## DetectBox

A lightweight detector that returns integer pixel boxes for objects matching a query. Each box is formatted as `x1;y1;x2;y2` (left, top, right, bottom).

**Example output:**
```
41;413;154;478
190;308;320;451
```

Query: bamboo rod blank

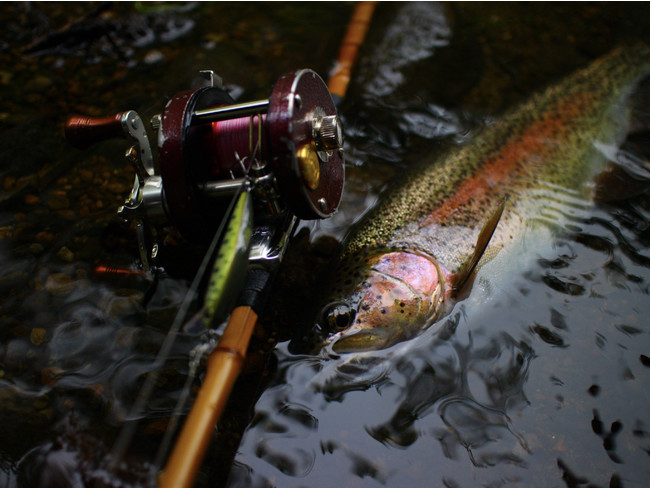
327;1;377;101
158;306;258;488
158;4;379;485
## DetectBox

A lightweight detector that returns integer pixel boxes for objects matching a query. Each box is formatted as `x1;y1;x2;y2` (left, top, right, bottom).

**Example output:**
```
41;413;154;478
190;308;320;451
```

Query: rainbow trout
294;44;650;354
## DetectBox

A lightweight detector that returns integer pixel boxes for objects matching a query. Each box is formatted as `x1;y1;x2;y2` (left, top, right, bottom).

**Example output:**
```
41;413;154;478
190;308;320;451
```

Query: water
236;195;650;487
1;2;650;487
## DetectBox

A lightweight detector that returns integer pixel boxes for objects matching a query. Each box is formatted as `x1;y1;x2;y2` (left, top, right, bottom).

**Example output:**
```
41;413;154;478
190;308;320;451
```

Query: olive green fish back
343;44;650;264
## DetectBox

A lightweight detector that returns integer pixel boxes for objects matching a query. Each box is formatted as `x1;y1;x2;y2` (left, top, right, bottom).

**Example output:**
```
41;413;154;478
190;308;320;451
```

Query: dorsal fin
451;199;506;294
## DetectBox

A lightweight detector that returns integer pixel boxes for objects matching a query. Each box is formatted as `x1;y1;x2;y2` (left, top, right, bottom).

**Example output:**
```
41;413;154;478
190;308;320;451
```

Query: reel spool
65;69;344;269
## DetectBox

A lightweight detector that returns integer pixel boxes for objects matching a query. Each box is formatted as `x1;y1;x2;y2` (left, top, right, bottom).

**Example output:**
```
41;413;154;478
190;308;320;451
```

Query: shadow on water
1;2;650;487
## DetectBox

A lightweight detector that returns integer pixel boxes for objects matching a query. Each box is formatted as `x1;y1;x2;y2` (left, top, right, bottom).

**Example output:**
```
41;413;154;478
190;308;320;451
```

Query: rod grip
64;113;125;149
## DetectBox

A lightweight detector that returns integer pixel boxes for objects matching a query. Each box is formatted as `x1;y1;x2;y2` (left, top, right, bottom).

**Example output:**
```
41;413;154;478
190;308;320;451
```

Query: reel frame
65;69;345;270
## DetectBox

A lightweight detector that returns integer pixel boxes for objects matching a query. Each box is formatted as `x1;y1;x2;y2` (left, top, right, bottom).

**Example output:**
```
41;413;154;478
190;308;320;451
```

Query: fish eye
322;302;355;332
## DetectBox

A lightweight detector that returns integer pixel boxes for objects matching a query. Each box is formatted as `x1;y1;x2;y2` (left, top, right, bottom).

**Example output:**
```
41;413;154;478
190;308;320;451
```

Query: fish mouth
327;327;396;354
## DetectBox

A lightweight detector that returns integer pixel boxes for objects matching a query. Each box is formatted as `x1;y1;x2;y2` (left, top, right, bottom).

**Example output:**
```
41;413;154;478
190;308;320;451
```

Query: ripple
359;2;451;98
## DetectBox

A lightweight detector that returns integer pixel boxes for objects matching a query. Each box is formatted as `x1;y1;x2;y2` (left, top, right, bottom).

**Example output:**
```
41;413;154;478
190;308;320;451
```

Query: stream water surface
1;3;650;488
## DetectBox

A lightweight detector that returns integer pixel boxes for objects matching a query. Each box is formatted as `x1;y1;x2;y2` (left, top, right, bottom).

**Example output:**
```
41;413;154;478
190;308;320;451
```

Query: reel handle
64;113;126;149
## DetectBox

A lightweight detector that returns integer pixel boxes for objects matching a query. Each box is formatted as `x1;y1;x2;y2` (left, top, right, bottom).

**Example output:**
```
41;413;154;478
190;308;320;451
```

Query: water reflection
357;2;451;99
227;143;650;488
1;2;650;486
22;2;196;66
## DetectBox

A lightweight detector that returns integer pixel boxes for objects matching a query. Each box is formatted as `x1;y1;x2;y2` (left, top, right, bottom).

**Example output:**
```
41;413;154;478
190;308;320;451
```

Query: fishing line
113;109;265;474
109;178;247;472
152;316;221;471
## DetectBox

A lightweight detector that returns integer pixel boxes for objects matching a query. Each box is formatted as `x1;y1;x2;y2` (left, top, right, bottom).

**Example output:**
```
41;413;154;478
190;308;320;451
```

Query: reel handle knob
64;113;126;149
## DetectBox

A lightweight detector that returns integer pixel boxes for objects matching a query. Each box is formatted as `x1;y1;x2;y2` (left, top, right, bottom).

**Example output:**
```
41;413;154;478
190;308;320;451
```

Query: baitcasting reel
65;69;344;270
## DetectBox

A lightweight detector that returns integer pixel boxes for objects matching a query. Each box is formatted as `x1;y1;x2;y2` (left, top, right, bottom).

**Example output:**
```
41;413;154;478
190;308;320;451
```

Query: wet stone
55;209;77;220
35;231;55;243
144;49;164;64
46;193;70;210
0;70;13;85
12;222;27;239
4;338;30;370
101;291;143;319
0;269;29;291
0;226;13;240
44;273;75;296
28;75;52;91
114;327;138;349
32;397;49;411
24;194;40;205
3;176;16;191
41;366;64;386
30;328;47;346
57;246;75;262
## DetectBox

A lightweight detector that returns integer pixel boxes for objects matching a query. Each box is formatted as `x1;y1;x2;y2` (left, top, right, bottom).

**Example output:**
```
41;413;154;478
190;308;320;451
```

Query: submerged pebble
4;338;30;370
41;366;64;387
29;243;44;255
46;193;70;211
144;49;164;64
44;273;75;297
30;328;47;346
56;246;75;263
24;194;40;205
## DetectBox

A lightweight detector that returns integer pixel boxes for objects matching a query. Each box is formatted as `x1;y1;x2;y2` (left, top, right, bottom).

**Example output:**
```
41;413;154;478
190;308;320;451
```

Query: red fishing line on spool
207;114;269;178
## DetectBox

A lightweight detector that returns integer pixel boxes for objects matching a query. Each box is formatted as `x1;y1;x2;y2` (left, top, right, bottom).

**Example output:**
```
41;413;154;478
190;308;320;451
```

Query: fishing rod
328;1;377;105
158;5;378;485
64;2;376;486
65;67;345;480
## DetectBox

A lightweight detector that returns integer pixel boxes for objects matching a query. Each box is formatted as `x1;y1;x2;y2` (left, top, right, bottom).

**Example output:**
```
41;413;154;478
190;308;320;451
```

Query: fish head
316;250;449;354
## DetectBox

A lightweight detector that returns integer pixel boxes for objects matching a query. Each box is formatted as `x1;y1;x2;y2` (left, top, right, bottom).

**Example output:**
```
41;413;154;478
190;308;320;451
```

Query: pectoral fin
451;199;506;295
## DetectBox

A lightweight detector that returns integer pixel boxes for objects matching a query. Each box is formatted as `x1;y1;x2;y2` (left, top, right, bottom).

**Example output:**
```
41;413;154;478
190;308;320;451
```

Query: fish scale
295;44;650;354
346;45;650;261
